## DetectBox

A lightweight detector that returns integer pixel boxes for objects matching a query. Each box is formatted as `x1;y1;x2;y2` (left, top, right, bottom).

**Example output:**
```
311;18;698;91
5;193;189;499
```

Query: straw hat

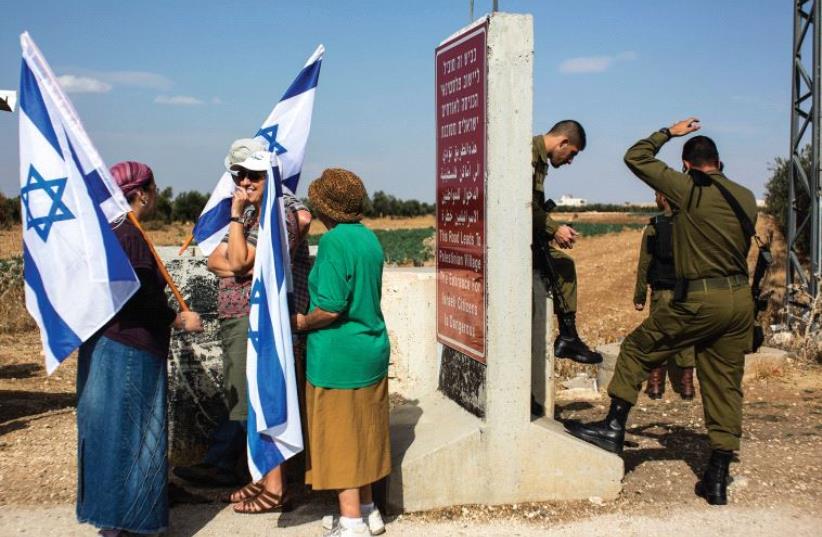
308;168;366;223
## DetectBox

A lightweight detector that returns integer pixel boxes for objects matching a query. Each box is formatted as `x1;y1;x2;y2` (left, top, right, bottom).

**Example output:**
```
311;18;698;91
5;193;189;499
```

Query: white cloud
559;51;637;74
211;97;222;105
103;71;173;90
154;95;204;106
56;75;112;93
58;69;174;91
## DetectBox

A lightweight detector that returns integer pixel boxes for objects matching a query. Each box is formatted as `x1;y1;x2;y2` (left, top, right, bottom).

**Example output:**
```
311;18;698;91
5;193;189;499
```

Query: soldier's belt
650;283;676;291
686;274;748;293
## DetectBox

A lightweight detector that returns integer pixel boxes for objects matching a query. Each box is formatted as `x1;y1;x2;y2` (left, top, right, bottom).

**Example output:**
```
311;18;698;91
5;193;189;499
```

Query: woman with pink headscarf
75;161;202;537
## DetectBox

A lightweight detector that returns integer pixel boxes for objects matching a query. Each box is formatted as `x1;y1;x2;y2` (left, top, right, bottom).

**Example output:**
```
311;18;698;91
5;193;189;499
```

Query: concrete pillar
483;11;534;432
387;12;623;512
531;274;555;416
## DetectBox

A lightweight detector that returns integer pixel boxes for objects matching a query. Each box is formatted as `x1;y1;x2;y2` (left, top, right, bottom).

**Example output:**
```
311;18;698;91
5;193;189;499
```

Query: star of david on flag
18;32;139;374
245;160;303;480
191;44;323;256
247;280;264;354
257;125;287;156
21;165;74;241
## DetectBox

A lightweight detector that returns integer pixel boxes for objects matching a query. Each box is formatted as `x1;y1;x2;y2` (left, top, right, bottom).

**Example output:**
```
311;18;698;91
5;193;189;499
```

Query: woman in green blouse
294;168;390;537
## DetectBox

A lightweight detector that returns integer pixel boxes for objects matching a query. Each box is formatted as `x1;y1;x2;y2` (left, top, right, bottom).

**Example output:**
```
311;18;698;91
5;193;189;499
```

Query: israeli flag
192;44;324;255
246;159;303;479
18;33;139;374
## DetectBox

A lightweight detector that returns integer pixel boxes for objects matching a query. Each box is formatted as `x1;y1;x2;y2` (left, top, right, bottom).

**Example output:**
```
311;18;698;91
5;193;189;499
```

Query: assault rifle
751;236;773;351
533;198;570;313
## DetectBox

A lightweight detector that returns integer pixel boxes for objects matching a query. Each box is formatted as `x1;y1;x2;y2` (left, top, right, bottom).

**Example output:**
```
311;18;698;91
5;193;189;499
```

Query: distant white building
756;199;767;208
557;194;587;207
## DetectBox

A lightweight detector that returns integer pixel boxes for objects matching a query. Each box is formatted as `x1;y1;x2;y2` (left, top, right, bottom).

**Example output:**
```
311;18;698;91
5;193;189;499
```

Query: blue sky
0;1;791;203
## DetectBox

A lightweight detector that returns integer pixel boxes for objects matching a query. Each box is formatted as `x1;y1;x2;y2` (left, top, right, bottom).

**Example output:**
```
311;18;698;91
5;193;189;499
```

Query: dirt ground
0;216;819;531
1;328;820;518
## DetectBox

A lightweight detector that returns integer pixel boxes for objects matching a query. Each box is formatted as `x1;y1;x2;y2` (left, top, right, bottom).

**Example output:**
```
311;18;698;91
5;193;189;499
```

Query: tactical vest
647;214;677;289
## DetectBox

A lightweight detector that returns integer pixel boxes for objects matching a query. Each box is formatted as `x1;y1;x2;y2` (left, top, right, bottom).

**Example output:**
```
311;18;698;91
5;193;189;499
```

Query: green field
308;223;644;265
309;227;435;266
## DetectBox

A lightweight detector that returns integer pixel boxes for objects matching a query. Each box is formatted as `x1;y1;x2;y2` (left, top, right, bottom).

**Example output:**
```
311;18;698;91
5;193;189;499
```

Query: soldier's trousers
548;245;577;313
650;290;695;369
608;282;753;451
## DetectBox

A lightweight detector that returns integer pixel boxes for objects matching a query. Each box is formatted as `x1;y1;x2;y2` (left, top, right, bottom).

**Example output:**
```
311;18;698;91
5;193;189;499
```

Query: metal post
787;0;822;323
788;1;798;302
493;0;499;12
470;0;474;22
813;0;822;294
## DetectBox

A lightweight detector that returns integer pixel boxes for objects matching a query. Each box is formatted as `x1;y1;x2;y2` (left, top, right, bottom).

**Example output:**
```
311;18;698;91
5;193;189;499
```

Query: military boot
564;397;631;454
680;367;695;400
695;449;733;505
554;313;603;365
645;366;666;399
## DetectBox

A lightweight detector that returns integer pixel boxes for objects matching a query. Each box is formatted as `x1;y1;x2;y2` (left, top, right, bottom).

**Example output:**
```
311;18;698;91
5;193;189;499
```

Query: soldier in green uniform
565;118;756;506
634;192;696;400
532;120;602;364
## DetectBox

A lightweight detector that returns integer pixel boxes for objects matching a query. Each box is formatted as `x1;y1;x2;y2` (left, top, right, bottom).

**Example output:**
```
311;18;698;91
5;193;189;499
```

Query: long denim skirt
76;336;168;534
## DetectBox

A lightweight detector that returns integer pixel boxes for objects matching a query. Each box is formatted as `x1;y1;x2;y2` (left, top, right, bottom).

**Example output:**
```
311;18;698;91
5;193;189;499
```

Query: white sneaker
322;522;370;537
322;509;385;535
366;508;386;535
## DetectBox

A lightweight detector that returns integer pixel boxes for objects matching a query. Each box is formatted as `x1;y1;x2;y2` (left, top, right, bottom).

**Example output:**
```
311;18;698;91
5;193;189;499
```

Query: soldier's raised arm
624;118;702;208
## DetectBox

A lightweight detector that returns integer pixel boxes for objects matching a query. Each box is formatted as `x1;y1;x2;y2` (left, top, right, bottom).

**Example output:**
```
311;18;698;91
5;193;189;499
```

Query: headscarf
110;161;154;199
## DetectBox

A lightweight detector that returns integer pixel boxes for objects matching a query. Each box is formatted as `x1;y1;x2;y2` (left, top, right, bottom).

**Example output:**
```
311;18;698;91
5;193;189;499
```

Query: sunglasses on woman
230;168;266;182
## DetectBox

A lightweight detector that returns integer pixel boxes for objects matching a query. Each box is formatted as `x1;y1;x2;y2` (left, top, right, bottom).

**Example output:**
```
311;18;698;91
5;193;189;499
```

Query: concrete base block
556;374;601;402
387;393;623;512
596;342;621;390
381;268;438;398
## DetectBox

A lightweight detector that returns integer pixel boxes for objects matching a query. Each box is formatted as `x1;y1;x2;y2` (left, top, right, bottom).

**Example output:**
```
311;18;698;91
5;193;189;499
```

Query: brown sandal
220;481;263;504
232;489;290;514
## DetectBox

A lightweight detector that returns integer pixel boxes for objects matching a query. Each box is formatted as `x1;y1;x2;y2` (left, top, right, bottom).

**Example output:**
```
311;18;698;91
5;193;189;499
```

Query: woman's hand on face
231;189;250;218
175;311;204;333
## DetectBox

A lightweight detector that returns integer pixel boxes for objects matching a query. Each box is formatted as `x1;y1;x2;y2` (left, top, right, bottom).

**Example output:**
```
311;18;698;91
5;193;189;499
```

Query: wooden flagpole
178;233;195;256
127;212;190;312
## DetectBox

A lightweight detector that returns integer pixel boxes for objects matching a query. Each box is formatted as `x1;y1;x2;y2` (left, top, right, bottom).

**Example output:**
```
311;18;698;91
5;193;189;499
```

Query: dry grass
0;226;20;260
143;221;196;248
555;211;652;225
1;216;438;255
0;222;196;260
0;284;34;334
309;215;436;236
555;212;786;377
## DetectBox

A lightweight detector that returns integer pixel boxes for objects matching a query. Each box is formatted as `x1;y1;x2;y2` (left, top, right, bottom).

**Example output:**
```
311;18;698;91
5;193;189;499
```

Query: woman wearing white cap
206;139;289;513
